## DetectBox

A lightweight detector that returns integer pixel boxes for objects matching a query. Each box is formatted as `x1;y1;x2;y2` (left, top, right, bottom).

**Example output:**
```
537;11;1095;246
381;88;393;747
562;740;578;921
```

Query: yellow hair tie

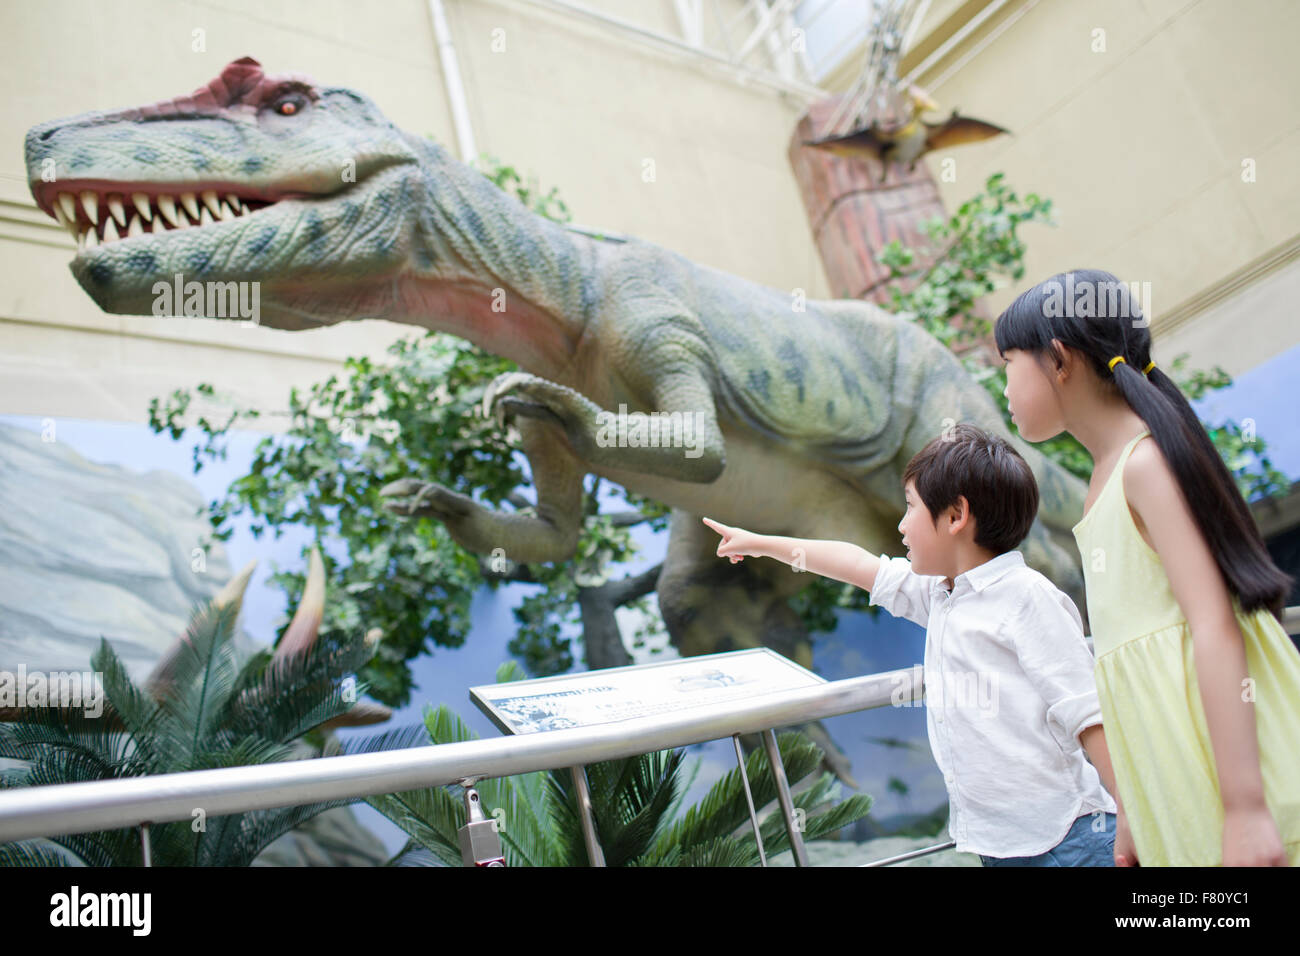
1107;355;1126;372
1143;361;1156;374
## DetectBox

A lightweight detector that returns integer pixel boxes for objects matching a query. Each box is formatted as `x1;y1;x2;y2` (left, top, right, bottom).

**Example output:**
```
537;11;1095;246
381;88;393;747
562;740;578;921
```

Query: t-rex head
25;57;440;329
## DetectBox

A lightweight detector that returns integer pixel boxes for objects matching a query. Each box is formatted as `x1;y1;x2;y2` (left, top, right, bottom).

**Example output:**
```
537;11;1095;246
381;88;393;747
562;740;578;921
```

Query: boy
702;422;1122;866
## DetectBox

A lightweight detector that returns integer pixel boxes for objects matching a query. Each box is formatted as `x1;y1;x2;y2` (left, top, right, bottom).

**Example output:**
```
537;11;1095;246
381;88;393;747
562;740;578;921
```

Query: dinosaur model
803;84;1009;185
25;58;1087;783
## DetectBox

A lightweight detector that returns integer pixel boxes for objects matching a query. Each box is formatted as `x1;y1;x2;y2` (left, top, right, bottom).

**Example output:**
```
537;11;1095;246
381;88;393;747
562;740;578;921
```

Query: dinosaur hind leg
656;508;858;790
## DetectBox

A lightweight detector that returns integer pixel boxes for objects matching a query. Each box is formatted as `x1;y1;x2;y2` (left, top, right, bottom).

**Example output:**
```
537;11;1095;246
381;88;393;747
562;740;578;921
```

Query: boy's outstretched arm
701;517;882;592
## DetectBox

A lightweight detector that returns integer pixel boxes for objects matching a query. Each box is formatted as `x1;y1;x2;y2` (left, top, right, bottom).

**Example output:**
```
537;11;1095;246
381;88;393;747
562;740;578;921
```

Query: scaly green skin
28;59;1088;784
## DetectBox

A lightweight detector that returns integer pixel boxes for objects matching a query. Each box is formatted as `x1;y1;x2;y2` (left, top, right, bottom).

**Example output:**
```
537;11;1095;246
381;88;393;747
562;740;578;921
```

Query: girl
996;268;1300;867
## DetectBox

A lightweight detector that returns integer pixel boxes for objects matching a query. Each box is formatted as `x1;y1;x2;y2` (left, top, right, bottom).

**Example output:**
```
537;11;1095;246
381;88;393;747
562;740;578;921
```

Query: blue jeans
980;812;1116;867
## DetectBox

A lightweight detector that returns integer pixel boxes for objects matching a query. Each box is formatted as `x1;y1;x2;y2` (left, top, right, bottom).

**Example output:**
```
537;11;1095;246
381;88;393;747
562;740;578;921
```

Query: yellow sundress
1073;428;1300;866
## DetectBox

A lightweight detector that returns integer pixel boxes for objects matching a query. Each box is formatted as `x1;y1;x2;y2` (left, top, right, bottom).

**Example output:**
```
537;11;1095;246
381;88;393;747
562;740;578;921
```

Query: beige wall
4;0;1295;429
892;0;1300;376
0;0;829;427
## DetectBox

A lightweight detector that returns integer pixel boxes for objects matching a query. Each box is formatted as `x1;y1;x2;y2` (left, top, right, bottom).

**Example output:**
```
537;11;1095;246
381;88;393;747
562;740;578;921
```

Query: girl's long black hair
995;268;1291;619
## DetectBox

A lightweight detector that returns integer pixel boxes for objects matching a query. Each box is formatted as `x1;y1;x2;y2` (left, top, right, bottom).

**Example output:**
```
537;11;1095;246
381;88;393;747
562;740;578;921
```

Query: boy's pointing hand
702;517;764;563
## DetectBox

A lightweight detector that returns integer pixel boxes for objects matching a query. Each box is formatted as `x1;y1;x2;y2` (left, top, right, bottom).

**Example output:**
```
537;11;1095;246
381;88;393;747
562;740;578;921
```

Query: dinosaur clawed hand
379;477;474;520
481;371;573;435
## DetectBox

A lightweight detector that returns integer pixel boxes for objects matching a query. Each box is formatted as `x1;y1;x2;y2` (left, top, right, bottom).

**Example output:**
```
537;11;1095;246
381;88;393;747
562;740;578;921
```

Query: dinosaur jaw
33;178;303;252
32;176;402;329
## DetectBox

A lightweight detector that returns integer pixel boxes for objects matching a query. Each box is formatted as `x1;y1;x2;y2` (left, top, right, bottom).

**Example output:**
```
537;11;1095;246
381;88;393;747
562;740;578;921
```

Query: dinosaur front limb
380;412;584;564
483;371;726;483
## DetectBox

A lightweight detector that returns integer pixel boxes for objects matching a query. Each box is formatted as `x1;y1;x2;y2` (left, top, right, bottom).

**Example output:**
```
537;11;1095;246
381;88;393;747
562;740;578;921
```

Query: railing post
732;734;767;866
761;729;808;867
569;766;606;867
139;821;152;867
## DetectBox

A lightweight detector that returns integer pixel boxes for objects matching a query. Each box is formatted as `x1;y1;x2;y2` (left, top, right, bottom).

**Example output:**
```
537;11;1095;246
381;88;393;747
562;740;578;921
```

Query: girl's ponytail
1110;359;1291;619
995;268;1292;619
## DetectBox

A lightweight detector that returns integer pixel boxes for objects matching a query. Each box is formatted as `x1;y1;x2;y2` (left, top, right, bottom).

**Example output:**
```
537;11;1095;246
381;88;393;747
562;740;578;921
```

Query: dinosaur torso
25;57;1087;611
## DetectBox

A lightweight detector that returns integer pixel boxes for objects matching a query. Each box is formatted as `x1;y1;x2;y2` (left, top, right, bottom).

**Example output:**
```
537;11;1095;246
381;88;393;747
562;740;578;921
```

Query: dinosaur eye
272;93;308;116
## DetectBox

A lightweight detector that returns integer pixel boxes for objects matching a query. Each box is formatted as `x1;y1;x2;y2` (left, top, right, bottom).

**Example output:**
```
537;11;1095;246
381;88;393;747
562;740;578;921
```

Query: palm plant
350;661;874;866
0;549;395;866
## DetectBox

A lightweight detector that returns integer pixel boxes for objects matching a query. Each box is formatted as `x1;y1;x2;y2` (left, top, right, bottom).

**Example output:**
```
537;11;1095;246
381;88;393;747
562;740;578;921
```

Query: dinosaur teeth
157;195;178;226
106;195;126;227
53;187;268;242
80;190;99;225
53;202;77;237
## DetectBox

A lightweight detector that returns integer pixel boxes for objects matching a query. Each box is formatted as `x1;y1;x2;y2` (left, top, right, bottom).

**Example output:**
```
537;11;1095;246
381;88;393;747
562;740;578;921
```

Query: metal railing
0;665;932;866
3;608;1296;866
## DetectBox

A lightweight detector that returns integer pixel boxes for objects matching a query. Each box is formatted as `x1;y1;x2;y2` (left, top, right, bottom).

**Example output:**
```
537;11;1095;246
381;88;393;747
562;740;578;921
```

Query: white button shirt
869;549;1116;858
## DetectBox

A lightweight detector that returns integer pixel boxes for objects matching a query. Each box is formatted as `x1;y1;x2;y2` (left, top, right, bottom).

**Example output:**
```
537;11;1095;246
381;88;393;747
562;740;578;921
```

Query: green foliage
359;667;872;867
798;174;1287;637
639;732;872;865
151;337;512;702
148;332;670;692
789;175;1060;625
875;172;1290;500
876;172;1093;475
147;158;1284;705
0;601;391;867
147;160;668;691
1164;356;1290;501
876;172;1051;348
471;152;573;224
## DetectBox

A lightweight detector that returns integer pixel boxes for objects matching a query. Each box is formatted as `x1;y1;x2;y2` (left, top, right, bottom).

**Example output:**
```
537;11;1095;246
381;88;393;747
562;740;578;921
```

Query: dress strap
1119;429;1152;463
1106;429;1153;509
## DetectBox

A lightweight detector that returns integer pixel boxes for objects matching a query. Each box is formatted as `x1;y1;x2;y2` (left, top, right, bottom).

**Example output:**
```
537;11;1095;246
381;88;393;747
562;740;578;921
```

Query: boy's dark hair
902;423;1038;555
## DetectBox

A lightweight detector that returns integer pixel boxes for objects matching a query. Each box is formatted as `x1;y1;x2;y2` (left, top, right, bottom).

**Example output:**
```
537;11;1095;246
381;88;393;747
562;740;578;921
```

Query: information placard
469;647;825;736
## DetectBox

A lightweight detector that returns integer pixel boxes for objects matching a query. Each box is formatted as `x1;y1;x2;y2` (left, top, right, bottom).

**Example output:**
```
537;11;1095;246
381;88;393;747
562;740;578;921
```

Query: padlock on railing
458;783;506;867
